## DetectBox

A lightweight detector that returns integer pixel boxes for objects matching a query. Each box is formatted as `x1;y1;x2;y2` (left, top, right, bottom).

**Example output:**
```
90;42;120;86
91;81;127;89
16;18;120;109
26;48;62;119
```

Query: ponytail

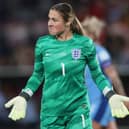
71;17;85;35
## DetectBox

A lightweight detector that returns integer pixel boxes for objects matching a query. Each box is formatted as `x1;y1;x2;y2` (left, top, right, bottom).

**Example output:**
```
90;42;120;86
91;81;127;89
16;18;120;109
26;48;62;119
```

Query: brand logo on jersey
72;49;81;60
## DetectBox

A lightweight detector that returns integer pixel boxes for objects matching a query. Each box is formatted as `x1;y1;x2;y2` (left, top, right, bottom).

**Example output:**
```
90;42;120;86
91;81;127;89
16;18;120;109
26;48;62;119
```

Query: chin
49;32;57;36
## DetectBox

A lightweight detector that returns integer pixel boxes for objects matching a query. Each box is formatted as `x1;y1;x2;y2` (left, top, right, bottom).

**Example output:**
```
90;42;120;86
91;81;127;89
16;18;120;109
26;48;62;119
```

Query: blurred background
0;0;129;129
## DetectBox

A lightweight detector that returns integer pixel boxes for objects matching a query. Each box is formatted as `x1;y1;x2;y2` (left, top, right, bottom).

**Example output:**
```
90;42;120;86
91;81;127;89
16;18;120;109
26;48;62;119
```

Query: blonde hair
82;16;105;39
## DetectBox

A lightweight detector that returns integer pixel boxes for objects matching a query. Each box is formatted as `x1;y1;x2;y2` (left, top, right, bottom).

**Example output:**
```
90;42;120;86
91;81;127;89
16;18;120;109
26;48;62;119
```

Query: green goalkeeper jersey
23;33;111;117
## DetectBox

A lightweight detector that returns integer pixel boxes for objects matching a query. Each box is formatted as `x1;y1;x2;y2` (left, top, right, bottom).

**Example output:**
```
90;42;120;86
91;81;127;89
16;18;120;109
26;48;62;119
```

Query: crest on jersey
72;49;81;60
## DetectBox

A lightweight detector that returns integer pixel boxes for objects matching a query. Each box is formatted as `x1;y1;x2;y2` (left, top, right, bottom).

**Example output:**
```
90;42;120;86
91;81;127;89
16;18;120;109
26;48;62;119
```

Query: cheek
55;23;65;32
49;23;65;35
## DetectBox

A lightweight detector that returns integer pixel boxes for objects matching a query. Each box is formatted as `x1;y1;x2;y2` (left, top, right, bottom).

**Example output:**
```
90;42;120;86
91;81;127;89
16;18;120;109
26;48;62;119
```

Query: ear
65;21;71;27
65;17;73;27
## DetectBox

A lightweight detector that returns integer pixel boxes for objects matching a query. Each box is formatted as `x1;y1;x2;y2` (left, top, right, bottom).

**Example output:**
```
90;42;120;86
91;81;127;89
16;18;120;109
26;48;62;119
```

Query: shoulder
35;35;54;49
96;44;110;55
96;44;111;60
36;35;53;44
74;34;93;46
96;44;106;51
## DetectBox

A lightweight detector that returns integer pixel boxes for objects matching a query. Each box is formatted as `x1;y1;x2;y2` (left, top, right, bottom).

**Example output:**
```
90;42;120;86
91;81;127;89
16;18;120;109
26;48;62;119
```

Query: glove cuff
105;90;115;100
19;92;31;101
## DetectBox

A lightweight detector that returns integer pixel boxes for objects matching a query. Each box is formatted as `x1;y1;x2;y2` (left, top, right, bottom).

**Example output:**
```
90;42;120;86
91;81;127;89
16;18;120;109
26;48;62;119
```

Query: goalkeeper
5;3;129;129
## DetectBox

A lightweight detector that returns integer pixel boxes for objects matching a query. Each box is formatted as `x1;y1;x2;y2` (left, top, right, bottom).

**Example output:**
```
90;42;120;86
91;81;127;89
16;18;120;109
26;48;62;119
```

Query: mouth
48;26;54;31
48;28;56;35
48;28;54;32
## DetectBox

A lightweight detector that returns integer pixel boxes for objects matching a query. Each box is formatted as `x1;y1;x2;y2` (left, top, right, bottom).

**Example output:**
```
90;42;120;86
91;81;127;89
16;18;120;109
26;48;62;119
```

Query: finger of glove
116;109;126;118
113;104;129;118
121;103;129;116
120;96;129;102
9;110;21;121
12;111;24;121
112;109;124;118
8;106;18;121
9;106;25;121
112;109;118;117
20;111;25;119
5;98;16;108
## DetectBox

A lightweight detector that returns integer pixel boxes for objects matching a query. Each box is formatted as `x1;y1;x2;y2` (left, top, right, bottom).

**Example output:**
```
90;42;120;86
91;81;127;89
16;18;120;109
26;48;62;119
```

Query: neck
56;30;73;41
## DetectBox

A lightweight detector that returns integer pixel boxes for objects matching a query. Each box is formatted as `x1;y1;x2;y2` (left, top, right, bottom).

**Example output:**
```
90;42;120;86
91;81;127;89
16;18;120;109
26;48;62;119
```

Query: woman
82;16;127;129
5;3;129;129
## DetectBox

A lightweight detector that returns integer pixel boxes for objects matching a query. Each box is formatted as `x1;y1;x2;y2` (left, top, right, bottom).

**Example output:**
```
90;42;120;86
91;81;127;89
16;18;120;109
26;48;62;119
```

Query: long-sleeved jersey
85;43;112;102
22;33;112;117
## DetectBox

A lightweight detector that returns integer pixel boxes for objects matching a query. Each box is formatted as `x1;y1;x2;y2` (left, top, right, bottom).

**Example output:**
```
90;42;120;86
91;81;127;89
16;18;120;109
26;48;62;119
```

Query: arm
21;39;44;97
104;64;129;109
104;64;126;95
86;39;129;118
86;43;112;94
96;46;126;96
5;38;44;121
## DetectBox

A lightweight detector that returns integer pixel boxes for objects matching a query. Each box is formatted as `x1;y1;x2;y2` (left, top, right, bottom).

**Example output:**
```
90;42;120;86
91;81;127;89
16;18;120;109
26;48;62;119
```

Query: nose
48;19;53;26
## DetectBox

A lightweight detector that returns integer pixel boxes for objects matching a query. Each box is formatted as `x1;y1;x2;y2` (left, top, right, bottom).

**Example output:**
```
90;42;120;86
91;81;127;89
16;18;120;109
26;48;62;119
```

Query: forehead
48;9;63;19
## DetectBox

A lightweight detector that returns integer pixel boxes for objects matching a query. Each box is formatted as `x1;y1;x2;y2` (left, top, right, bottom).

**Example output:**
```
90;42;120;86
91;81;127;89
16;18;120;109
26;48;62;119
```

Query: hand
109;94;129;118
5;96;27;121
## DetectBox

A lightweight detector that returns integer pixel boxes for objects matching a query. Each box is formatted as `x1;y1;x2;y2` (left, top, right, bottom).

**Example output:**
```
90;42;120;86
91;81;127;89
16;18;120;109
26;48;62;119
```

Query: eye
52;18;58;22
48;17;58;23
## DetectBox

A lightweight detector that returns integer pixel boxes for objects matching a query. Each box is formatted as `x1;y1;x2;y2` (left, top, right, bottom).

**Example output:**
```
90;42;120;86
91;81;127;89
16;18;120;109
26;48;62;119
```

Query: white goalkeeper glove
5;96;27;121
109;94;129;118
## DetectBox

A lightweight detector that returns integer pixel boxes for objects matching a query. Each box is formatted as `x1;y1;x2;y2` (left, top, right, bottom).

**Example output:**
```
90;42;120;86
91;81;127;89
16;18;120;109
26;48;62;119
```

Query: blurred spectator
106;7;129;65
105;35;126;63
13;44;34;66
0;27;11;65
89;0;108;20
107;0;129;23
4;21;29;48
29;19;48;39
108;14;129;44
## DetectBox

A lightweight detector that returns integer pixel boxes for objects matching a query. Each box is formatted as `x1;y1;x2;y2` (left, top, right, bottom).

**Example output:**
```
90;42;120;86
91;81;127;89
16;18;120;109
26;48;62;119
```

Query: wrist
105;90;115;100
19;88;33;101
19;92;31;101
103;87;115;100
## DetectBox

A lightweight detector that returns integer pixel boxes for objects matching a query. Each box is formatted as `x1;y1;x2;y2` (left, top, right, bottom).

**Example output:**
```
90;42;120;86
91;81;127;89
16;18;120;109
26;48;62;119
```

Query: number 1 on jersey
61;62;65;76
